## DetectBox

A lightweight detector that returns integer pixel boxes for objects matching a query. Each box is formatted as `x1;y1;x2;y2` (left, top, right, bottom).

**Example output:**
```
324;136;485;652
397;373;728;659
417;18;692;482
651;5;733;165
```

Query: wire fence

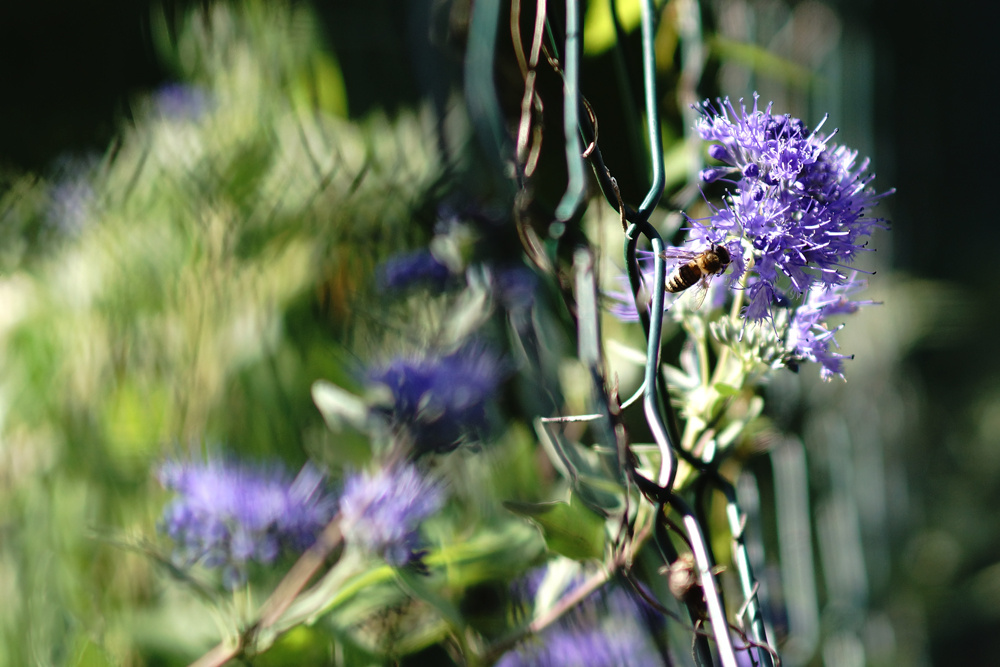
500;1;777;664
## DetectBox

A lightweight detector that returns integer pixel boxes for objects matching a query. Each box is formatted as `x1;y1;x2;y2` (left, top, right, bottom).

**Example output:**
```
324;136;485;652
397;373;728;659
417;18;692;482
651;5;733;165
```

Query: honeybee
658;244;732;310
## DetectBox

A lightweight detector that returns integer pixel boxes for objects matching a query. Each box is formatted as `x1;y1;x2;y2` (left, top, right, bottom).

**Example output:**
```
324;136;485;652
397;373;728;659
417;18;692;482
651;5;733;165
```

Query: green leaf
574;473;626;515
395;568;465;630
290;50;348;118
583;0;642;55
503;495;606;561
662;363;698;391
277;523;543;635
714;382;741;397
708;35;814;87
534;418;624;515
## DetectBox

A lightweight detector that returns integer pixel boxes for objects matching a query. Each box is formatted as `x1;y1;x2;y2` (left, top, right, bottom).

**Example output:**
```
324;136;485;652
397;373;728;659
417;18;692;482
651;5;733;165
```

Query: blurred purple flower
338;464;444;566
509;566;584;612
376;249;452;291
604;281;642;322
494;265;538;312
158;457;336;588
734;633;765;667
46;177;94;236
503;566;664;666
495;624;660;667
369;345;504;453
152;84;211;120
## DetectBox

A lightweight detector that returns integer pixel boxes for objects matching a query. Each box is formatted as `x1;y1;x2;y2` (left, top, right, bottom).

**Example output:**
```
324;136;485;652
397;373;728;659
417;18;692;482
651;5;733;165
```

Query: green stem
710;264;750;389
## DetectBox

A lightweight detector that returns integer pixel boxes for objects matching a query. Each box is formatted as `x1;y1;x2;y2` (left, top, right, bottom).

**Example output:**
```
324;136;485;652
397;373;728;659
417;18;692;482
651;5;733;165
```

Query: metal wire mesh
502;1;779;664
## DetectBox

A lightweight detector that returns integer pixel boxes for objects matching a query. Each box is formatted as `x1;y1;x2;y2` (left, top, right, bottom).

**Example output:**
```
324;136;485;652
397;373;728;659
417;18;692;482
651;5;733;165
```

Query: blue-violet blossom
786;274;874;380
376;248;452;291
502;565;663;666
152;83;211;120
690;94;891;321
158;457;336;588
368;345;504;453
494;265;539;313
47;173;95;236
495;625;661;667
338;464;444;566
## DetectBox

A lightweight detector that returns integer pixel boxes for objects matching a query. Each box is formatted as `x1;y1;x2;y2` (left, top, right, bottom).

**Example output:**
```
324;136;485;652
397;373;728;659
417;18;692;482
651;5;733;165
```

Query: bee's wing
685;275;711;311
657;247;700;262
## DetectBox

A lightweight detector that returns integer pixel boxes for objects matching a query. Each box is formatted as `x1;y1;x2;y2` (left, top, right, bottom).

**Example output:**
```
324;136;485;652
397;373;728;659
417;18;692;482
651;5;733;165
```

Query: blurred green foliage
0;2;449;663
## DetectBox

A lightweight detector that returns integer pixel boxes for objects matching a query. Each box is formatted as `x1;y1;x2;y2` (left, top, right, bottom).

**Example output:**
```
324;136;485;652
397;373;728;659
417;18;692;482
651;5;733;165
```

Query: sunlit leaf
534;417;624;514
503;495;605;561
311;379;369;432
714;382;740;397
583;0;642;55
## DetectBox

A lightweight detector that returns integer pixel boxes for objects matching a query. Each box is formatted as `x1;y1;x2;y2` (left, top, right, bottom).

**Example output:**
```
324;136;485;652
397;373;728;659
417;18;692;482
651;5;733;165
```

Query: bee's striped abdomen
666;262;701;293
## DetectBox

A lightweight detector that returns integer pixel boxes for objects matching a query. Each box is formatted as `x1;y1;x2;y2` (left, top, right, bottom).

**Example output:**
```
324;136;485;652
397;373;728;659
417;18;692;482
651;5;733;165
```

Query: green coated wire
636;0;664;219
464;0;512;183
693;473;776;666
671;493;741;667
625;3;748;665
555;0;587;221
624;0;673;491
512;2;772;663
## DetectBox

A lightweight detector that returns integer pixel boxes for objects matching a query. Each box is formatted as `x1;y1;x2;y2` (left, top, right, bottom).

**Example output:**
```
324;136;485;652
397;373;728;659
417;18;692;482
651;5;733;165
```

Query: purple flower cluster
376;249;452;291
368;345;504;453
157;457;337;588
152;83;211;121
495;625;660;667
338;464;444;566
47;175;94;237
494;265;539;313
786;275;874;380
690;94;891;321
501;567;663;667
